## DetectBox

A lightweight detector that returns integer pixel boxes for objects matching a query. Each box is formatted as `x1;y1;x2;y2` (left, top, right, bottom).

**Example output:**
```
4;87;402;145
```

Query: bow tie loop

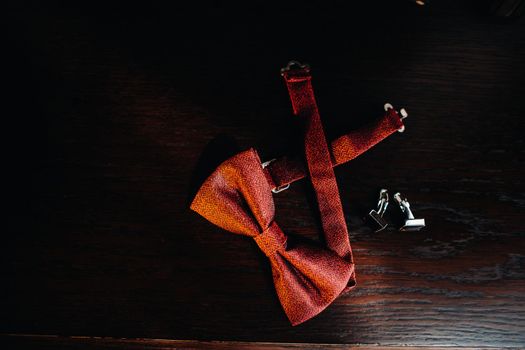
254;222;287;258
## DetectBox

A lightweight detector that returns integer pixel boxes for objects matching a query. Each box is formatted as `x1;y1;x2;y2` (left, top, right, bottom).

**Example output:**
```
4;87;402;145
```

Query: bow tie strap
281;64;352;261
262;108;404;191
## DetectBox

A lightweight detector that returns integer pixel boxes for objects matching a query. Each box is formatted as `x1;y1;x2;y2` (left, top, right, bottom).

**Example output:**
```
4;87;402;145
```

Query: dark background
4;1;525;348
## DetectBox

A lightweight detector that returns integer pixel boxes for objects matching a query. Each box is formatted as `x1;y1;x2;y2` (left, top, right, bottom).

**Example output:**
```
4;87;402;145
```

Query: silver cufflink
368;189;389;232
394;192;426;232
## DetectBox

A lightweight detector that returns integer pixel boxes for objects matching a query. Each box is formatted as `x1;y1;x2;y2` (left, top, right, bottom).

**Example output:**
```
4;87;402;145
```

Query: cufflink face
368;189;389;232
400;218;426;231
393;192;426;232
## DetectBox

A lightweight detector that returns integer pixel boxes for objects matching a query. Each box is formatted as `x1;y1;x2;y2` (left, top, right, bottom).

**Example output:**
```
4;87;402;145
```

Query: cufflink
368;189;389;232
393;192;426;231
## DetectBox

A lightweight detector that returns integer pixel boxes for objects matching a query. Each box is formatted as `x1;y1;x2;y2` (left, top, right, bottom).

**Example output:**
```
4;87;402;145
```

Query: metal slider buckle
261;158;290;194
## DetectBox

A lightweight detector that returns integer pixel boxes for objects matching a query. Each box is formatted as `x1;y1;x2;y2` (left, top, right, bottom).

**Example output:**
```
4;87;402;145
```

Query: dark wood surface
4;1;525;348
0;334;506;350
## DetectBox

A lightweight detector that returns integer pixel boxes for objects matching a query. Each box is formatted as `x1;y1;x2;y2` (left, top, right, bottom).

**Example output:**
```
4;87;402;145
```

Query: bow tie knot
254;222;287;258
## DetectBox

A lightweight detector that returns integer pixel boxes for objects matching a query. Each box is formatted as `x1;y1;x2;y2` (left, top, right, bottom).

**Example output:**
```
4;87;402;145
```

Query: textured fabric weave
281;66;354;285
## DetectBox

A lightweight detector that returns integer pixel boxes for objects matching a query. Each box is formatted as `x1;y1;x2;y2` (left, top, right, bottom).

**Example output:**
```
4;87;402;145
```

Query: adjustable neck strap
262;108;403;190
281;63;352;261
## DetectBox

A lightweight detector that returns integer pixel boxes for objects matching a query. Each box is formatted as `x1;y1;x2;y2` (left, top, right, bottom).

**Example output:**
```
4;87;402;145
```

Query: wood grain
1;334;514;350
4;0;525;348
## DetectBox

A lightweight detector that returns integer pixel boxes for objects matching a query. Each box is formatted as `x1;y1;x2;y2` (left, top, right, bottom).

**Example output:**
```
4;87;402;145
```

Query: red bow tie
191;62;404;325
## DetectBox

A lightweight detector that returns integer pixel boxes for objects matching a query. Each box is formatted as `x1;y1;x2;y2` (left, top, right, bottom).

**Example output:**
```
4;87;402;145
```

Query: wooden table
4;1;525;349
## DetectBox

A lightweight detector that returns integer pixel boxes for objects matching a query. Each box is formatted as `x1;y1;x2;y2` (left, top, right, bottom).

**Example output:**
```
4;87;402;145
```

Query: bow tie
191;62;404;325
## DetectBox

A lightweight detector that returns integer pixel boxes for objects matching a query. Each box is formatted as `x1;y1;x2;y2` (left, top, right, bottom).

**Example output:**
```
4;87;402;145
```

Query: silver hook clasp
271;184;290;194
384;103;408;133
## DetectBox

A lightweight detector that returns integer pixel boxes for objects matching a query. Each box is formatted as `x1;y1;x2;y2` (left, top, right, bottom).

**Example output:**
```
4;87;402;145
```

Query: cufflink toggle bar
368;189;390;232
394;192;425;231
